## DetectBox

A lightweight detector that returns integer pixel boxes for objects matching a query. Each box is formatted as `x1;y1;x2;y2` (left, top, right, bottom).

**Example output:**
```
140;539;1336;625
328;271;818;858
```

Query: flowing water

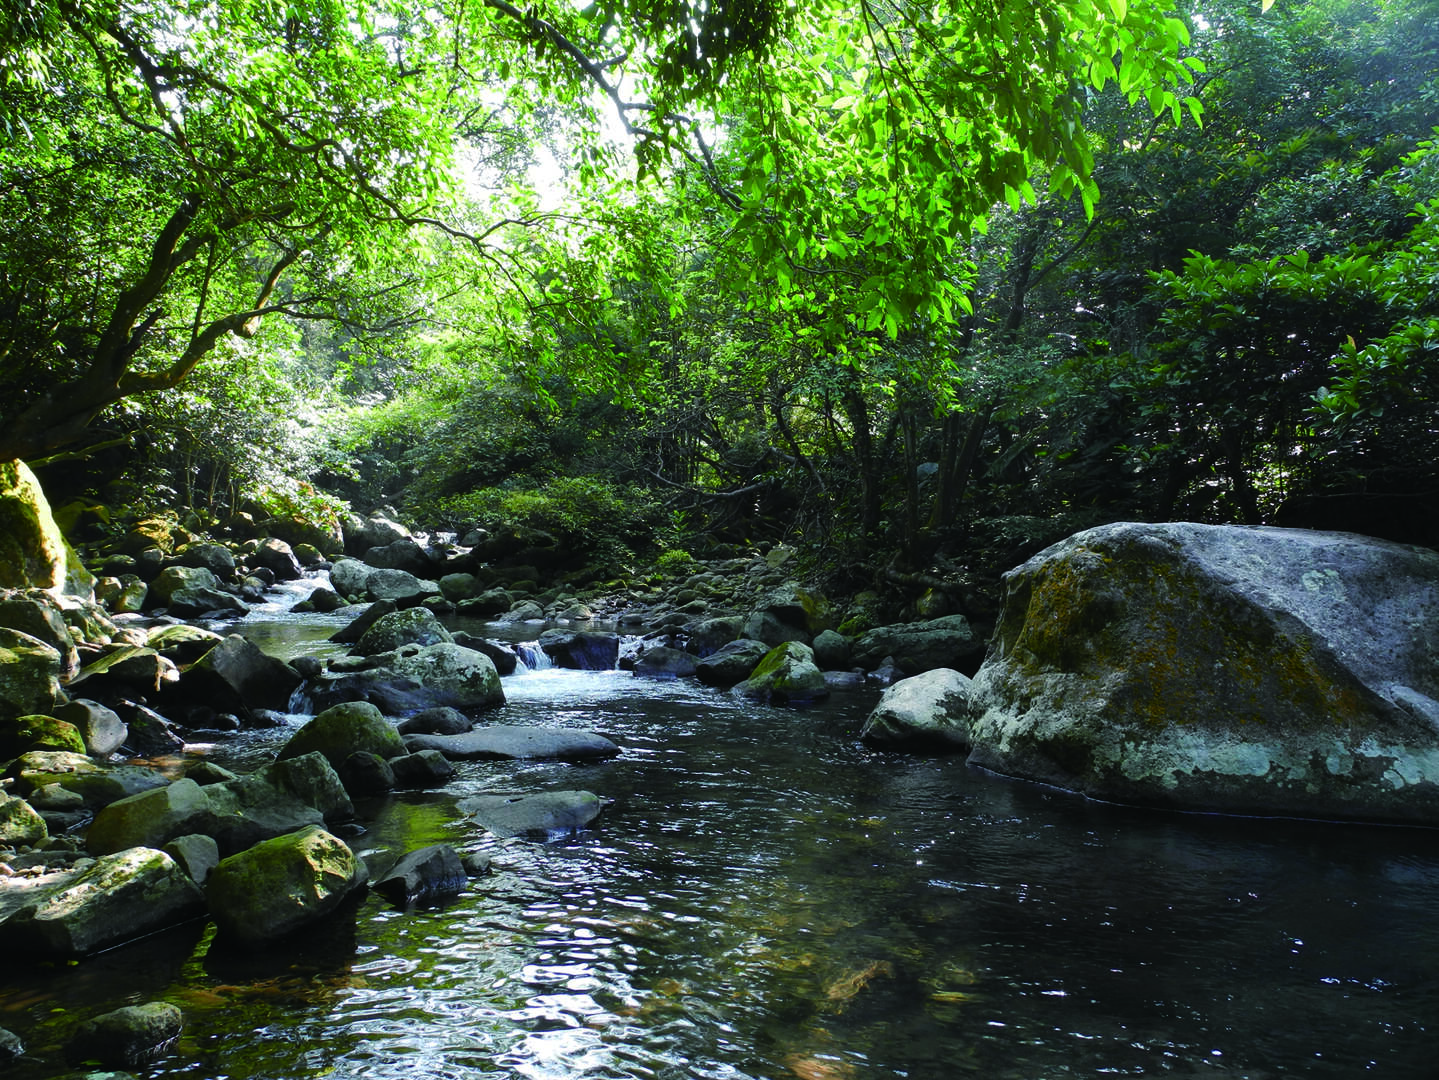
2;599;1438;1079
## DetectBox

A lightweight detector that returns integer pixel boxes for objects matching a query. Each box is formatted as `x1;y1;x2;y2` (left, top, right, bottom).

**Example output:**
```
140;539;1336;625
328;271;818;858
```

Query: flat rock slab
458;790;606;839
403;726;620;762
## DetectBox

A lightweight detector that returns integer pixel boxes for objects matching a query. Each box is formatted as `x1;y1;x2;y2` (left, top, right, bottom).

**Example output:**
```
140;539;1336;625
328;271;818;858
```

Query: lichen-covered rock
734;641;829;705
0;791;47;846
66;1001;184;1068
966;522;1439;825
851;615;985;675
384;642;504;711
205;825;366;943
329;557;376;601
861;668;973;750
353;607;453;656
0;591;79;680
0;847;205;957
278;701;406;770
0;627;61;719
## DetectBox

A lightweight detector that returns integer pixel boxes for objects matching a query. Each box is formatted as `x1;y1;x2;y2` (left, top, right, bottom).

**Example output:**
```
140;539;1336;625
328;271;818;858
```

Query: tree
0;0;1202;467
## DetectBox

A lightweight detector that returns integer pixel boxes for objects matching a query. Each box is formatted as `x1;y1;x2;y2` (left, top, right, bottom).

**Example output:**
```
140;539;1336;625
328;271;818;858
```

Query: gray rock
967;521;1439;824
251;537;303;581
339;750;395;795
371;843;467;907
201;772;328;856
145;565;220;608
734;641;829;705
353;607;453;656
403;725;620;762
695;638;770;687
438;572;481;602
0;1026;22;1064
363;538;436;577
861;668;973;750
740;609;811;648
366;568;439;607
538;629;619;670
457;587;513;616
205;826;366;943
459;790;606;839
632;646;698;679
851;615;984;675
397;706;472;736
168;633;302;714
65;1001;184;1068
389;749;454;789
54;699;128;756
811;629;851;670
177;541;236;578
4;751;171;808
163;833;220;885
451;634;518;675
146;623;224;665
329;599;397;643
166;584;247;617
256;752;354;821
687;615;745;656
0;847;205;957
345;513;411;553
329;557;375;601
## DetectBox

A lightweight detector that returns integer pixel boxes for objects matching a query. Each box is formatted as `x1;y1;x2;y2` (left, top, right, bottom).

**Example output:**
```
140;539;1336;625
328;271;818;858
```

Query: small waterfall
514;641;555;672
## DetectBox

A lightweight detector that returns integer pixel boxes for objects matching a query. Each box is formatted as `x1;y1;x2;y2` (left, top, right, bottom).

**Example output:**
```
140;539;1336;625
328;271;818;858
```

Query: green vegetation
3;0;1436;592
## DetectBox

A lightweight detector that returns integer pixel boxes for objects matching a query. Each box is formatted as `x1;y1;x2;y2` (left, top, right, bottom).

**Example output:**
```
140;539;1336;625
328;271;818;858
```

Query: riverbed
2;601;1437;1078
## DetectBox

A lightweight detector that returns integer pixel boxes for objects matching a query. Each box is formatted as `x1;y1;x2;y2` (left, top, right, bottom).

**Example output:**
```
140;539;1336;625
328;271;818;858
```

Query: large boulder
329;558;376;601
53;699;128;756
177;542;236;578
204;825;366;943
861;668;973;750
851;615;985;675
363;538;437;577
146;565;221;608
278;700;406;770
344;512;411;554
365;568;439;607
734;641;829;705
966;522;1439;825
250;537;303;581
389;643;505;710
353;607;453;656
0;460;67;591
0;628;61;718
0;847;206;957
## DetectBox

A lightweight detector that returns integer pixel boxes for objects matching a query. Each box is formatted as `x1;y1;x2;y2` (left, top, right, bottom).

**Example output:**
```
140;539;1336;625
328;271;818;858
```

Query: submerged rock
459;790;606;839
403;725;619;762
65;1001;184;1068
967;521;1439;825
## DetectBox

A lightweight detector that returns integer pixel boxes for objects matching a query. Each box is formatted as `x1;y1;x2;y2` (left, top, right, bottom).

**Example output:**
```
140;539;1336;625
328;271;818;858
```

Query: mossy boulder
0;791;47;846
204;825;366;942
0;627;62;719
277;701;406;770
0;460;67;592
389;642;504;710
0;713;86;757
734;641;829;705
353;607;453;656
967;521;1439;825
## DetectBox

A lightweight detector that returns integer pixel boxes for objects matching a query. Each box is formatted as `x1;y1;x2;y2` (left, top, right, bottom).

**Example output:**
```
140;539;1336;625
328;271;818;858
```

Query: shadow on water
3;616;1437;1079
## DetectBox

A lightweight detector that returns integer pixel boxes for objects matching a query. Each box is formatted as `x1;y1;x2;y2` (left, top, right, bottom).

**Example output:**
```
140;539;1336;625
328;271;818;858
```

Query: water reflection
2;659;1437;1079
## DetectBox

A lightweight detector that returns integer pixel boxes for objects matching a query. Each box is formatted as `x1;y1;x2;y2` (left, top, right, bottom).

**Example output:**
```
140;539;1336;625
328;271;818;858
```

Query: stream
2;583;1438;1078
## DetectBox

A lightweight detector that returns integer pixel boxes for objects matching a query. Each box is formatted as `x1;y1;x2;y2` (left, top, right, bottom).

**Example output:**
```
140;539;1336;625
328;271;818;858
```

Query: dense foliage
4;0;1437;583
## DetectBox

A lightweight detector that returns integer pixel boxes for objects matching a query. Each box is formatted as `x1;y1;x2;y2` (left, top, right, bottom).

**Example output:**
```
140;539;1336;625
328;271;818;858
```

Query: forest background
2;0;1436;614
